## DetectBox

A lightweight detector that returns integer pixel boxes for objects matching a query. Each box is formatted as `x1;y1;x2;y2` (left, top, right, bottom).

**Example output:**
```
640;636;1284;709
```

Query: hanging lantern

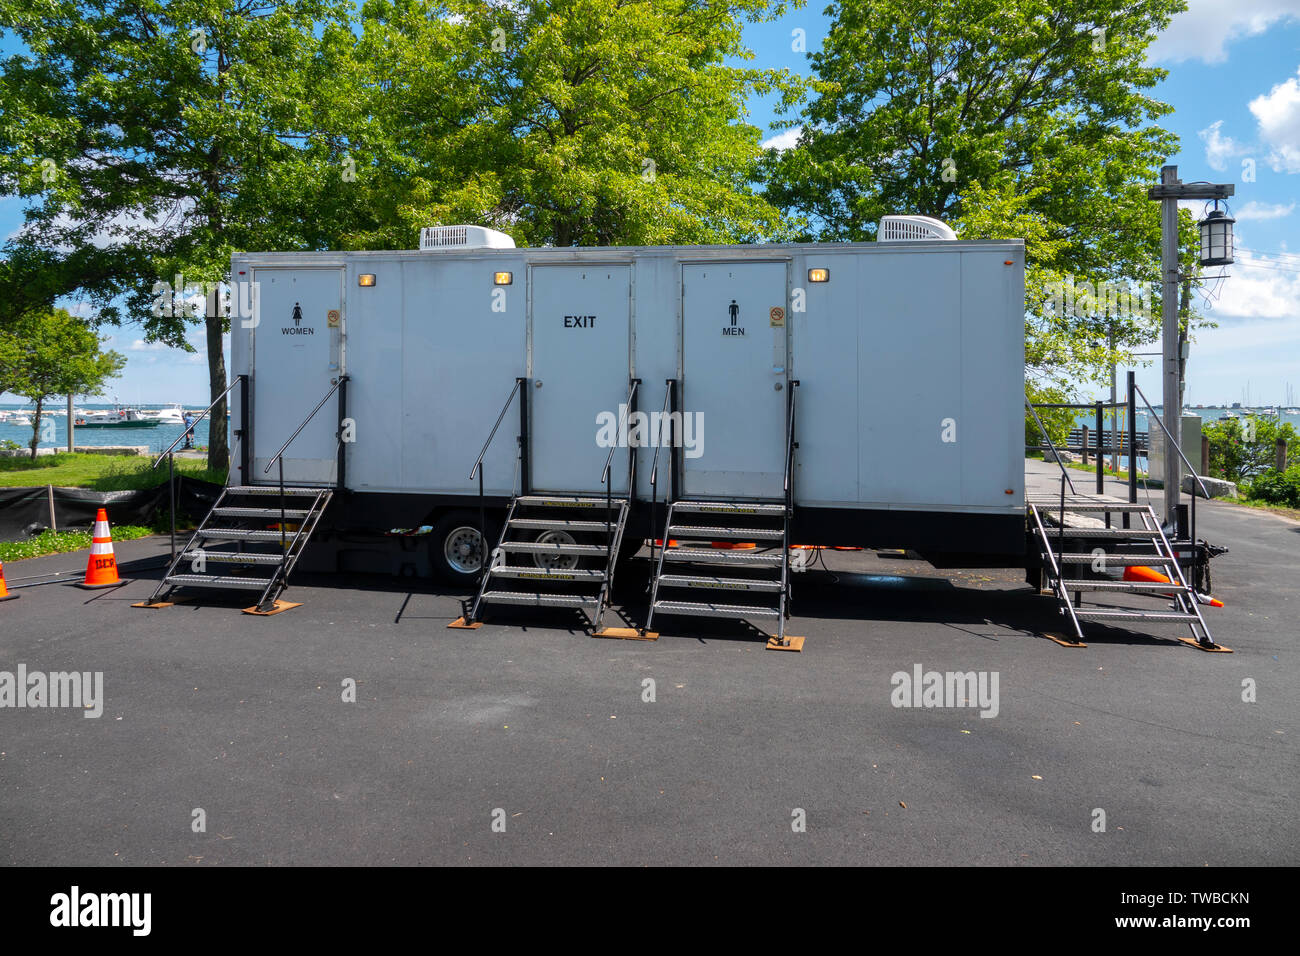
1199;202;1234;266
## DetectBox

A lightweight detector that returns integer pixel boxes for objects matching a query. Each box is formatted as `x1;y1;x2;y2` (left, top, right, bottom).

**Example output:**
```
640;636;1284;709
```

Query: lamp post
1146;165;1234;530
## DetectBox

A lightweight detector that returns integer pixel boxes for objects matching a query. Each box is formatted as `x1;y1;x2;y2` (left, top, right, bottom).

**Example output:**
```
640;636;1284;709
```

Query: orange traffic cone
1123;565;1224;607
77;508;126;589
0;560;18;602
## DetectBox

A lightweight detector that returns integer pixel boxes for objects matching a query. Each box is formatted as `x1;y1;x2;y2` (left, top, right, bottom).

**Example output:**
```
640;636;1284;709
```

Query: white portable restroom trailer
203;223;1027;628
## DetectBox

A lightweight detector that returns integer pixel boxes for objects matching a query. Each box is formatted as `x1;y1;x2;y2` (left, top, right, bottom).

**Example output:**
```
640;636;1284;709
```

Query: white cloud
1249;68;1300;173
1198;120;1244;172
1202;244;1300;321
762;127;802;152
1234;200;1295;221
1150;0;1300;64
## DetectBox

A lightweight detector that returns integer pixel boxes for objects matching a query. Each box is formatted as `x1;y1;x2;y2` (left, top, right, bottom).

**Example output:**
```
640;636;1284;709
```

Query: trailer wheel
431;510;496;585
532;529;580;571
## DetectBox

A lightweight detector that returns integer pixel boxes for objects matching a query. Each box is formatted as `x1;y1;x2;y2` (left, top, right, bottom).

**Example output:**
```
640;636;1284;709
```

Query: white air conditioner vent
419;225;516;251
877;215;957;242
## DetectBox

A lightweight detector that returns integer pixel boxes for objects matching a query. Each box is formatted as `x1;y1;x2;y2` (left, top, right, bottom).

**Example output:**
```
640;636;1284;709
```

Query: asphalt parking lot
2;490;1296;866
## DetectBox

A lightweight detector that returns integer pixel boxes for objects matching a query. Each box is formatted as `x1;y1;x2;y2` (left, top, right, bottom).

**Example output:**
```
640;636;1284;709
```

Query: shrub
1244;465;1300;508
1203;416;1298;483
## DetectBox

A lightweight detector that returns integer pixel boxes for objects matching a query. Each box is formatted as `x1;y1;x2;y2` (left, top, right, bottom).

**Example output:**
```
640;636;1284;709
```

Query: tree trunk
205;295;230;474
28;396;43;458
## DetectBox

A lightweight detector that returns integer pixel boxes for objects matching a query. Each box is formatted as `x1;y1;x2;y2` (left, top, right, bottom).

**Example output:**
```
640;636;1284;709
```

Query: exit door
682;261;789;499
529;265;632;493
250;268;344;485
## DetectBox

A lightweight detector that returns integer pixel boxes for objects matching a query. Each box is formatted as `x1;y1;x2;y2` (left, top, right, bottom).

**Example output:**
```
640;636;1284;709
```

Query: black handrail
151;374;246;469
1025;398;1077;495
262;375;349;553
467;377;527;583
602;379;640;575
469;378;526;482
150;373;247;563
647;379;675;575
783;380;800;501
262;376;350;476
1134;383;1209;550
778;380;800;646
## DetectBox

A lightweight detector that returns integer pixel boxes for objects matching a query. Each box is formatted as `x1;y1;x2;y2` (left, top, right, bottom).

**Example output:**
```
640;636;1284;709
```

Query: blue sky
4;1;1300;407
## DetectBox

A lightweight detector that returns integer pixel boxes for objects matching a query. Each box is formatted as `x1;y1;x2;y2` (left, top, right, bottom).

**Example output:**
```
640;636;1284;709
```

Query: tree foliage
0;308;125;456
765;0;1198;389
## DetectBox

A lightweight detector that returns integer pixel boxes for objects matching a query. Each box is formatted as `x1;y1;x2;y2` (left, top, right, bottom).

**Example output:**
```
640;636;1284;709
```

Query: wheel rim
444;525;485;574
534;530;579;570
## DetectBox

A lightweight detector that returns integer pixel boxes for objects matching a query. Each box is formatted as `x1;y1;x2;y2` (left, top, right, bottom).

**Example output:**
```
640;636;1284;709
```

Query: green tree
764;0;1198;388
343;0;806;248
0;308;125;457
0;0;355;471
1203;416;1298;484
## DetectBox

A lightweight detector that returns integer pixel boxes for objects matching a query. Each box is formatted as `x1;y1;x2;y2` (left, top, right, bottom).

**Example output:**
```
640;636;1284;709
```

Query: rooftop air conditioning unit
419;225;516;251
877;215;957;242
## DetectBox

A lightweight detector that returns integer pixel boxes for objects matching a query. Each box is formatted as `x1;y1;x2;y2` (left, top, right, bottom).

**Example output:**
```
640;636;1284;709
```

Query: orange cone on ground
1123;565;1224;607
78;508;124;589
0;560;18;601
1123;565;1171;585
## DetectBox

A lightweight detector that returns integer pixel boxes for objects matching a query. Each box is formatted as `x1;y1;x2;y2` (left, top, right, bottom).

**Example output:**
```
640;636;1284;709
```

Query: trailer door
529;264;631;493
250;267;344;485
682;261;788;499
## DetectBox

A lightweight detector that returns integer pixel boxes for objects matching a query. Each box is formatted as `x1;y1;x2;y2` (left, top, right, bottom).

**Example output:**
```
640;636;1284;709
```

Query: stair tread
488;567;606;580
653;599;780;619
516;495;622;507
656;574;783;591
181;550;283;565
1050;553;1173;565
213;507;312;518
663;548;783;565
672;501;786;515
1029;501;1155;513
1059;579;1185;592
165;573;273;590
499;541;609;555
224;485;325;496
1048;527;1161;538
509;518;616;531
197;529;304;541
1071;608;1199;621
666;525;784;540
480;591;599;607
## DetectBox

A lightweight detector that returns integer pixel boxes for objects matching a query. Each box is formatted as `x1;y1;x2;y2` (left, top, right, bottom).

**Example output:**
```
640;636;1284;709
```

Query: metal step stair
147;483;333;611
647;498;793;640
465;492;631;630
1028;497;1215;646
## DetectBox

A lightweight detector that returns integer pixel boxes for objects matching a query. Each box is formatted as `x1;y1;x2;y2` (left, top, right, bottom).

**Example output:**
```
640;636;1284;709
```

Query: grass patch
0;453;225;490
1065;460;1142;483
0;525;155;562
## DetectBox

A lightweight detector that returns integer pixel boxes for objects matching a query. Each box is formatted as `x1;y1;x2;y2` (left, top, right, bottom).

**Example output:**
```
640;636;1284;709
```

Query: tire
430;510;497;587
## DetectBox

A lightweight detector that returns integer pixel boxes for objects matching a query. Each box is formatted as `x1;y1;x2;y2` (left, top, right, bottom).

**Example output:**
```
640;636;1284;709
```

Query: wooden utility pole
1147;166;1233;527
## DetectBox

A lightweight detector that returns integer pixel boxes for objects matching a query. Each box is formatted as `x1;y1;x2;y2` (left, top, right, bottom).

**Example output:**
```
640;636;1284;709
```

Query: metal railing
601;378;640;575
1134;383;1210;549
1025;398;1078;496
262;375;349;552
777;380;800;646
646;379;675;575
149;374;247;563
468;377;528;580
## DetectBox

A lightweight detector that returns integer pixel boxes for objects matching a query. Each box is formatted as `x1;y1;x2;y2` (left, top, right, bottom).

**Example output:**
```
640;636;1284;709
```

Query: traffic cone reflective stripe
0;559;17;601
79;508;122;588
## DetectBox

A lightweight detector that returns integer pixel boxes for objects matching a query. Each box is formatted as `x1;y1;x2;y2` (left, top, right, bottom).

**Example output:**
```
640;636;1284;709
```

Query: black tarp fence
0;477;224;541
